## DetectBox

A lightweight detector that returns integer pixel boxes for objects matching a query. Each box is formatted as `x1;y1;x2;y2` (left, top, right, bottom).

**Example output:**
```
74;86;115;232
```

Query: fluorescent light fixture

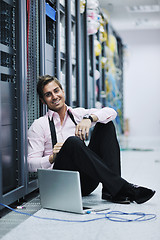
126;5;160;13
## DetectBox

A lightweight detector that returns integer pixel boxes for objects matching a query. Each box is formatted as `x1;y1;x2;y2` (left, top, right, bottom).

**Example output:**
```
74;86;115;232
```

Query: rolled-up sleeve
93;107;117;124
71;106;117;125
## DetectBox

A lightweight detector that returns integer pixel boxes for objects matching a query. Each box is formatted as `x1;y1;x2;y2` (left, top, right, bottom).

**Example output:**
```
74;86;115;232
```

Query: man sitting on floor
28;75;155;204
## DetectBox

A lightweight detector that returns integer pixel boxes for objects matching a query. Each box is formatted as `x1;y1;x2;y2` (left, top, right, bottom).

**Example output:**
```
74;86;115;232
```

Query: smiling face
41;80;66;113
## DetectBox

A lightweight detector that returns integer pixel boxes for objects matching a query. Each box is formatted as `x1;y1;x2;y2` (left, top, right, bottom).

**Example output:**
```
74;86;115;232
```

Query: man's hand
75;119;92;140
49;142;64;164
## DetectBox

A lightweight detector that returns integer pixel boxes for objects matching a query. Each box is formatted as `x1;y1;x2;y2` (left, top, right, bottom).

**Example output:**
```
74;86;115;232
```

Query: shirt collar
47;105;70;120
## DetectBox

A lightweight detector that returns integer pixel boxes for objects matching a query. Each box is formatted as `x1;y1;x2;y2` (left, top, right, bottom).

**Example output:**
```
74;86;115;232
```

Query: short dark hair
37;75;63;99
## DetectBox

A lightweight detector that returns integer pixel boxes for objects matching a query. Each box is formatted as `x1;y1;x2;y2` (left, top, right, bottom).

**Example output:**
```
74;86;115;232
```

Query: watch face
83;114;93;122
84;114;90;118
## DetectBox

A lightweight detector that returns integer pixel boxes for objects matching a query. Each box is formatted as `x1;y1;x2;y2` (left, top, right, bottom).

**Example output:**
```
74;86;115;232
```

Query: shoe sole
102;194;131;204
112;199;131;204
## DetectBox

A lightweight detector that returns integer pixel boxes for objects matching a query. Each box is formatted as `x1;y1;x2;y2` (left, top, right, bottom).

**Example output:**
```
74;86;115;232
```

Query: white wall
119;29;160;138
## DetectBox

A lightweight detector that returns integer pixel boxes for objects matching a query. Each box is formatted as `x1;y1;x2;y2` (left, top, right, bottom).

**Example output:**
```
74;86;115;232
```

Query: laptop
37;169;93;214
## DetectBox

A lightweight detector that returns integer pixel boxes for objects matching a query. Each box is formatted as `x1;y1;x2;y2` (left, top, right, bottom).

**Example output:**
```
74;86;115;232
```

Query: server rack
101;22;108;108
81;3;90;108
45;1;56;76
114;34;124;133
0;0;27;209
87;15;124;133
96;30;102;104
105;25;124;134
56;0;84;107
89;34;96;108
26;0;41;193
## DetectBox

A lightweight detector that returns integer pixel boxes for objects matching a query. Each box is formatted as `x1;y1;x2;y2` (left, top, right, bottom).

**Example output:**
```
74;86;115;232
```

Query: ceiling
99;0;160;31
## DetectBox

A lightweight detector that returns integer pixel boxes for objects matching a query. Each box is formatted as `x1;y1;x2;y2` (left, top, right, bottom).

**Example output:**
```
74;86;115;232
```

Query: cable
97;211;156;222
0;203;156;223
0;203;106;223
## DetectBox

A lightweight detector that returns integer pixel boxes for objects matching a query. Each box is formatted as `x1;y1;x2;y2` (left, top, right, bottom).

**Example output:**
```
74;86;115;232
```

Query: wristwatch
83;114;93;122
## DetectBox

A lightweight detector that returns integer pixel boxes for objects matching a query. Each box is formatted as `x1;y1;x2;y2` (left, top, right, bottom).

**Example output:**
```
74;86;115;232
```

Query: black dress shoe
127;184;156;204
102;192;130;204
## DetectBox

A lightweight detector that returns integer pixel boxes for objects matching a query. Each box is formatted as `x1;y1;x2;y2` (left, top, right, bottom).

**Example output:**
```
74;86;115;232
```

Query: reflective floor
0;136;160;240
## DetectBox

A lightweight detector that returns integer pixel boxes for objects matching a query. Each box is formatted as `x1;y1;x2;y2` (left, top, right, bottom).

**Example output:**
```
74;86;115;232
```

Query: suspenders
48;110;77;147
67;109;77;126
48;117;57;147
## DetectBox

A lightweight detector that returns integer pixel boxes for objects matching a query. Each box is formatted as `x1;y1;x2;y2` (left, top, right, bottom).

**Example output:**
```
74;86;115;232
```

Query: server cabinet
26;0;42;193
45;1;56;76
26;0;57;193
81;4;90;108
0;0;27;209
89;34;96;108
55;0;85;107
0;82;17;194
27;0;40;129
105;26;124;134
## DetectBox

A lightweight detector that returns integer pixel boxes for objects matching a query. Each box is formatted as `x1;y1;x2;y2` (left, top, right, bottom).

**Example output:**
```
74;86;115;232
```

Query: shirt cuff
94;109;117;123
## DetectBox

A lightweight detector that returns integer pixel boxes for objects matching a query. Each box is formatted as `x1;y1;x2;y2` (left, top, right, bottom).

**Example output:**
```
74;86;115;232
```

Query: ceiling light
126;5;160;13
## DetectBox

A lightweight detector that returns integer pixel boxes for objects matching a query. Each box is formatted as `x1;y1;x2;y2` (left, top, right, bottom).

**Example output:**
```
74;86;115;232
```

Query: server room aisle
0;137;160;240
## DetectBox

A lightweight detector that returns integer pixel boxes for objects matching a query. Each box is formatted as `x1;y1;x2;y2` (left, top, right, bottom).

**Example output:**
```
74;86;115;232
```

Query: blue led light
45;3;56;21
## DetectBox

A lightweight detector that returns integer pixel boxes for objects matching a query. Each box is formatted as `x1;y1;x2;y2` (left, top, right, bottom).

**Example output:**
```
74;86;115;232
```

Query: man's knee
65;136;83;147
95;121;115;130
93;121;116;137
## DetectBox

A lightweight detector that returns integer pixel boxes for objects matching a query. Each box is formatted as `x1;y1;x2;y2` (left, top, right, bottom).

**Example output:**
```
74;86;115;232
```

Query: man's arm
27;119;53;172
72;106;117;125
75;114;98;141
91;107;117;124
72;106;117;141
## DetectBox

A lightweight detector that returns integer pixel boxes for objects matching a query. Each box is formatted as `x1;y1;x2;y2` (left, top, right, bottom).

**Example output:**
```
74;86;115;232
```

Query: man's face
41;81;65;112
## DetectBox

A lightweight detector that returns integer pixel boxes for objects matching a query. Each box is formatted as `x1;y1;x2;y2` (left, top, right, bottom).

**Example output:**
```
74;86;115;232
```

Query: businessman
28;75;155;204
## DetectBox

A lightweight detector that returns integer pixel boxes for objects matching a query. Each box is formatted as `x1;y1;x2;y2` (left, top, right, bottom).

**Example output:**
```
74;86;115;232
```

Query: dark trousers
53;121;128;197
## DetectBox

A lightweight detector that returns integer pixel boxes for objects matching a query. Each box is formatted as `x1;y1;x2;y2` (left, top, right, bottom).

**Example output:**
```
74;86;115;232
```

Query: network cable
0;203;156;223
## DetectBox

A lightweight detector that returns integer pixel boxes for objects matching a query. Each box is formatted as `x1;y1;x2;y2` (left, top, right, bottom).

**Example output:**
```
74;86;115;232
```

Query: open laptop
37;169;93;214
